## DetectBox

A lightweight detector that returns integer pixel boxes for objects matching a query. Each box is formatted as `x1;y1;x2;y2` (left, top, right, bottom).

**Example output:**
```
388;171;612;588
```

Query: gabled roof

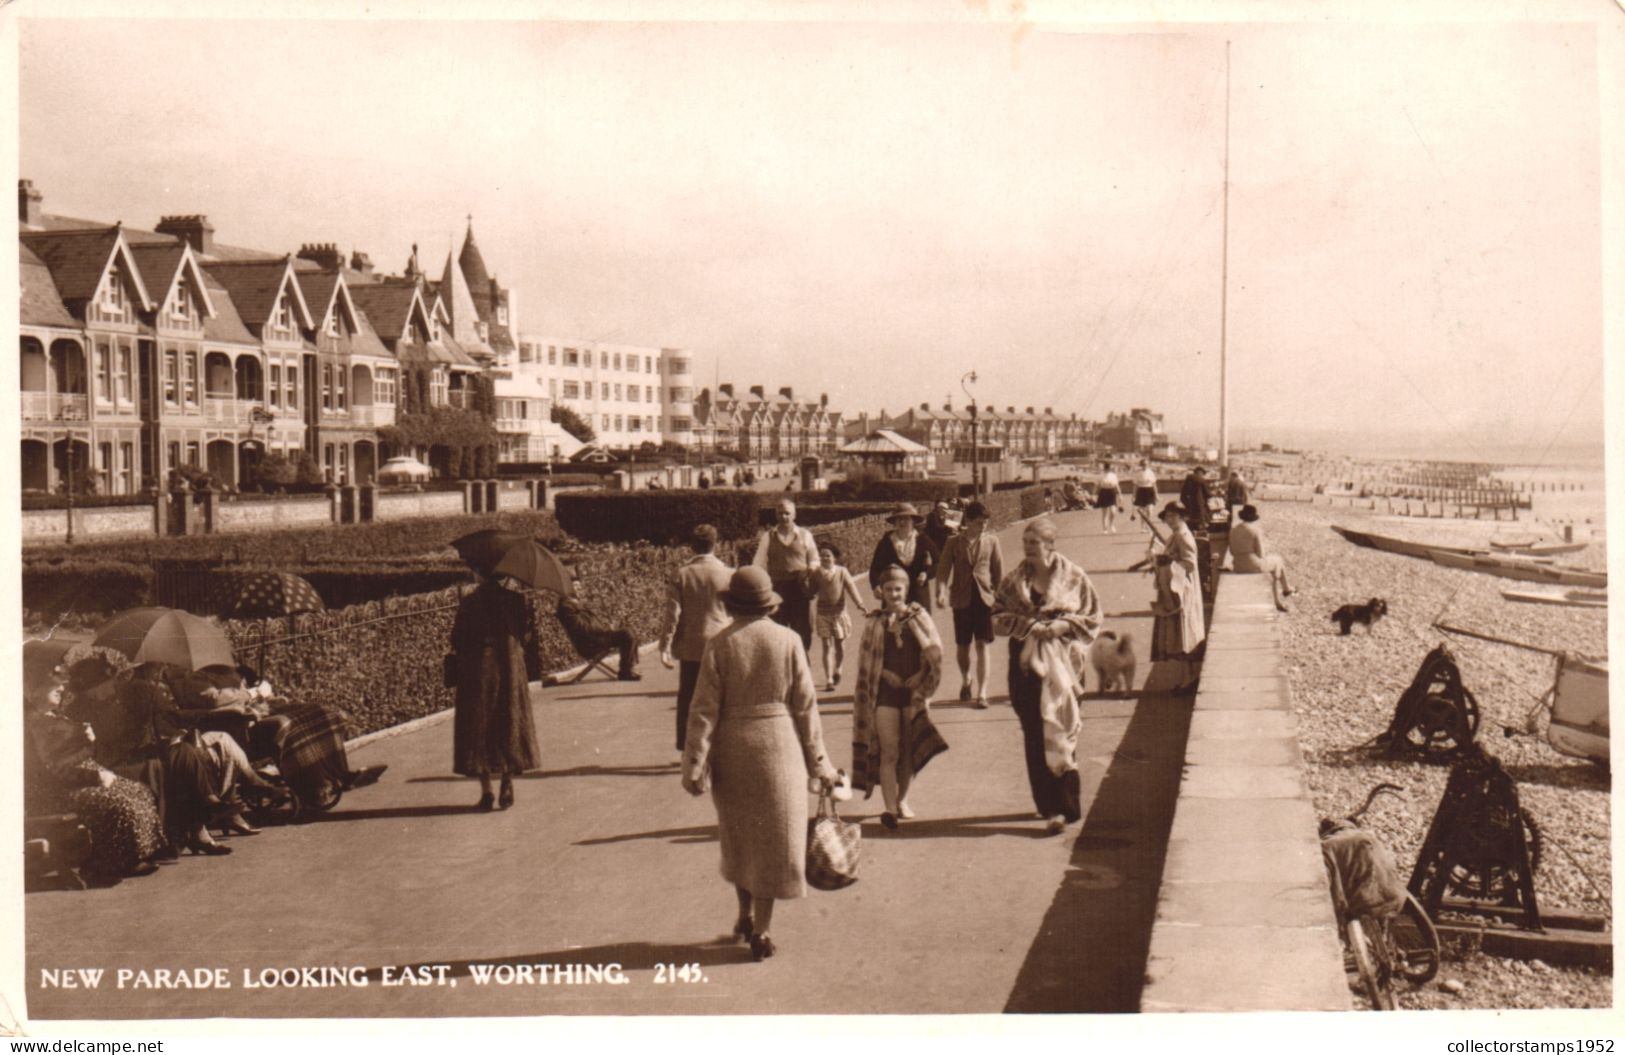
458;222;492;311
293;270;341;329
203;257;314;331
129;241;217;320
20;244;77;328
200;274;259;346
840;429;931;455
347;282;426;342
20;226;154;309
438;250;484;345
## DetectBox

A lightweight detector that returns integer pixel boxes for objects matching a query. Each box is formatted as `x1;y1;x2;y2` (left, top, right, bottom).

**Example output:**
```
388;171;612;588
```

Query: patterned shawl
992;552;1102;775
850;603;944;796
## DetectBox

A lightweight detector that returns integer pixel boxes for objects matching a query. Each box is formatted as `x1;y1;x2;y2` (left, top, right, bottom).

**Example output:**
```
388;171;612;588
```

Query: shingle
347;283;418;340
203;258;298;329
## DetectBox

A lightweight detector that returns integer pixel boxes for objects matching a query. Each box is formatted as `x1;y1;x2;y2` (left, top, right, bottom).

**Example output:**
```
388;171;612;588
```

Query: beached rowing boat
1489;540;1589;557
1501;587;1608;609
1430;550;1607;588
1329;525;1486;561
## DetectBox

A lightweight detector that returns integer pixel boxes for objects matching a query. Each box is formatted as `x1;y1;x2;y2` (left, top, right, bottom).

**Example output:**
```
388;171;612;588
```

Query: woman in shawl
449;571;542;810
1151;502;1206;693
24;643;165;881
681;567;841;962
851;565;945;830
993;518;1103;835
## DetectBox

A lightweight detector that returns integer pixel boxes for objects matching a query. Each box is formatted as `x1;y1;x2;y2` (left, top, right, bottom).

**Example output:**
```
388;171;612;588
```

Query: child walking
808;543;869;692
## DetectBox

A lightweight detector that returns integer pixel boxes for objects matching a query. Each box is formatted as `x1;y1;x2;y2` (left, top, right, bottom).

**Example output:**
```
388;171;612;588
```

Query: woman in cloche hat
868;502;937;612
681;567;842;962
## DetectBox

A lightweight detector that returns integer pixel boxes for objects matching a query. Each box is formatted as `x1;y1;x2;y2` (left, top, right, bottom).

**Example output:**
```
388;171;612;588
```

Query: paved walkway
24;511;1196;1020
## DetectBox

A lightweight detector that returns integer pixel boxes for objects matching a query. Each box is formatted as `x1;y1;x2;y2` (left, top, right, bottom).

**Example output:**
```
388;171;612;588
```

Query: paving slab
1193;690;1290;712
1184;737;1301;767
1167;796;1318;844
1188;709;1298;741
1140;923;1350;1013
1196;675;1292;696
1155;881;1333;928
1162;837;1327;886
1179;765;1304;800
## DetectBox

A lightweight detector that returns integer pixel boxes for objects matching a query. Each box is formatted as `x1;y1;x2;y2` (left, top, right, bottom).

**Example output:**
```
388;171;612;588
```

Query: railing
204;395;256;424
20;392;90;421
349;404;394;427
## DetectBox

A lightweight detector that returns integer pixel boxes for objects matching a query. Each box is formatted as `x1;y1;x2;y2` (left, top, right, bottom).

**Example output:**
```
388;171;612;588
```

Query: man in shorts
936;501;1005;709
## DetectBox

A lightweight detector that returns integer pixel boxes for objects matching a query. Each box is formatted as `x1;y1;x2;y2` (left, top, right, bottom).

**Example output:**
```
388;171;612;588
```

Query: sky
13;5;1613;457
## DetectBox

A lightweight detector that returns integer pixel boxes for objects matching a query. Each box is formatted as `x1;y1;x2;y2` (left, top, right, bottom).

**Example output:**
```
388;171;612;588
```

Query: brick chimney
1025;406;1035;415
18;179;43;226
1006;406;1015;414
349;251;374;277
297;243;344;270
719;383;734;399
942;402;953;412
779;386;795;402
155;215;215;255
1043;406;1053;415
820;393;828;408
749;385;765;400
919;402;930;412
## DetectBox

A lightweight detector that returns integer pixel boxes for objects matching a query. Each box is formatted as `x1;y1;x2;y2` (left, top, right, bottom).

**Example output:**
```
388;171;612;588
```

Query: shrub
22;560;154;620
554;489;761;544
825;475;959;505
22;492;156;511
754;501;894;528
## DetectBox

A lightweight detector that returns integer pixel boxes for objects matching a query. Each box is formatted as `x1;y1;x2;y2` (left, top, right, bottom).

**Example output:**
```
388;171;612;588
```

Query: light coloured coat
659;553;734;662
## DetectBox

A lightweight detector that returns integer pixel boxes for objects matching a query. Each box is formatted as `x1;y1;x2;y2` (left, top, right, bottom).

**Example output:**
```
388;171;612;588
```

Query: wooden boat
1330;525;1486;561
1430;550;1607;588
1546;655;1608;764
1490;539;1589;557
1501;587;1608;609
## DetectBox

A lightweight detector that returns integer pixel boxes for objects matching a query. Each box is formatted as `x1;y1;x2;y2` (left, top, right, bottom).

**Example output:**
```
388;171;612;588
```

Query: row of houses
857;403;1171;460
689;384;845;460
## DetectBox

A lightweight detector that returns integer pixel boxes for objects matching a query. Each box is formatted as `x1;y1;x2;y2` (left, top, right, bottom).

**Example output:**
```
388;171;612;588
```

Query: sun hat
1238;504;1260;522
887;503;924;523
723;566;782;613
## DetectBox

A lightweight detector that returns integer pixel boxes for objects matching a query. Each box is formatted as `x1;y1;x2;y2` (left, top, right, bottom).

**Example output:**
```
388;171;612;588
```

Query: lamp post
960;371;979;498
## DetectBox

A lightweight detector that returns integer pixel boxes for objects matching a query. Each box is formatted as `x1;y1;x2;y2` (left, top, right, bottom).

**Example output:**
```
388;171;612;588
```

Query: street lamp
960;371;979;498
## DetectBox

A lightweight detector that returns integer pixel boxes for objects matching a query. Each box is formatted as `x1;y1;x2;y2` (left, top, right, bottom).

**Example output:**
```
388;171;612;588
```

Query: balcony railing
348;404;395;427
204;395;256;424
20;391;89;421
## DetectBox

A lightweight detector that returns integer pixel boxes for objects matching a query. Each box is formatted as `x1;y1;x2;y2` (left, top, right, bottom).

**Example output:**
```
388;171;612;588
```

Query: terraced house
690;383;843;460
17;179;572;492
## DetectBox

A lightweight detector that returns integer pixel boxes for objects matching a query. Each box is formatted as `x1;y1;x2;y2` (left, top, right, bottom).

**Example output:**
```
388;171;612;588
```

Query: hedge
824;477;960;504
554;489;761;544
22;492;159;511
22;560;155;622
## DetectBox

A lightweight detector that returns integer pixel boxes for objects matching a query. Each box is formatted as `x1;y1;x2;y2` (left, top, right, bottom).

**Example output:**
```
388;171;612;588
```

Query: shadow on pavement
1003;660;1193;1013
308;804;490;822
407;763;680;783
575;823;718;847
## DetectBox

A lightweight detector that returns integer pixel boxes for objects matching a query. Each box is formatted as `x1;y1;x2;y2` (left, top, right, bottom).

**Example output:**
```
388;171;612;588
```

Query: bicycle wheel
1389;893;1441;985
1346;916;1395;1010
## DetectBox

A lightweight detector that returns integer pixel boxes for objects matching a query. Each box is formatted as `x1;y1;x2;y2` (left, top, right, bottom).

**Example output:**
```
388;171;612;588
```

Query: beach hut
838;429;934;477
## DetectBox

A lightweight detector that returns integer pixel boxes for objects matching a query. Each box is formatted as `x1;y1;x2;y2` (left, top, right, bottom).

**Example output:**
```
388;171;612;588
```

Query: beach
1239;453;1609;1010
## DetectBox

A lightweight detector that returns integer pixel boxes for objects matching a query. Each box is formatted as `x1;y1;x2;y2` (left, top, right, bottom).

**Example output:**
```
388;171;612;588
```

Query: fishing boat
1545;655;1609;765
1489;539;1588;557
1330;525;1486;561
1501;587;1608;609
1430;550;1607;588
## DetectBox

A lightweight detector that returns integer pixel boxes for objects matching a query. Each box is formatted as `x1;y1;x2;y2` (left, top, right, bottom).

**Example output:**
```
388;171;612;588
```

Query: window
286;366;298;409
100;267;127;318
430;368;447;406
613;353;621;370
548;346;557;365
117;344;132;404
497;304;507;325
562;380;580;399
336;366;347;411
519;343;533;363
614;415;623;431
377;368;396;405
322;365;333;410
326;308;340;338
645;356;653;373
170;283;194;325
564;348;578;366
629;418;641;433
647;416;656;432
600;383;609;400
614;384;622;401
163;350;179;405
183;352;198;406
338;444;349;483
601;415;610;430
601;352;610;368
272;294;292;333
185;441;200;467
167;442;180;474
95;343;112;402
646;386;655;402
549;379;558;399
119;443;133;495
269;365;282;408
98;443;112;485
323;444;335;480
518;400;528;419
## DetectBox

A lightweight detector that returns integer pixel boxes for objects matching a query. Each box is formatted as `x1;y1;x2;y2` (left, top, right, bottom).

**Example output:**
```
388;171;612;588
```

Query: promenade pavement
24;509;1197;1021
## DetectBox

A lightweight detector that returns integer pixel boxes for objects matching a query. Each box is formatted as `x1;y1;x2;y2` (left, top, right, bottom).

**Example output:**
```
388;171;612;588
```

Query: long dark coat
451;582;541;777
869;531;938;611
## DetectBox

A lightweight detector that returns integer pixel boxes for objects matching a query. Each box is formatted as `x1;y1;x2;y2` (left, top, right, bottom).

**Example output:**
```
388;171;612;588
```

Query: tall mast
1218;40;1231;468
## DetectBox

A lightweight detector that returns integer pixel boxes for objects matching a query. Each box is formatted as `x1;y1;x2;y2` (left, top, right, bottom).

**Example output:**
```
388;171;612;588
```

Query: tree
551;403;596;443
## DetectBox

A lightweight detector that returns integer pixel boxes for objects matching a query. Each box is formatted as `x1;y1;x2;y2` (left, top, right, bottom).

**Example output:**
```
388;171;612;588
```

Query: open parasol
92;607;236;671
451;530;574;595
211;571;327;620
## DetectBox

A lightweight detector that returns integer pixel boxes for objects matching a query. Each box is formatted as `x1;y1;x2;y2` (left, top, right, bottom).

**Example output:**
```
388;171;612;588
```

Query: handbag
805;789;861;891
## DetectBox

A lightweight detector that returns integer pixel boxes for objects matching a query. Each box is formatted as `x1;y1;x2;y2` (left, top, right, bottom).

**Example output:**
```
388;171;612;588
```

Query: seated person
1228;504;1294;612
555;595;641;681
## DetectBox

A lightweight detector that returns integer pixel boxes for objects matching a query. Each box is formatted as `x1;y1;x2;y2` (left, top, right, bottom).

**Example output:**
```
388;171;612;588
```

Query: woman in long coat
1152;502;1206;693
993;518;1102;835
869;503;937;611
681;567;841;962
450;572;541;810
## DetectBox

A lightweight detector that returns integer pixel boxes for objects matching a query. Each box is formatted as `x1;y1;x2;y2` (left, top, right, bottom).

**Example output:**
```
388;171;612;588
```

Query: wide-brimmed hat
723;566;782;613
887;503;925;523
1159;501;1188;520
1238;504;1260;522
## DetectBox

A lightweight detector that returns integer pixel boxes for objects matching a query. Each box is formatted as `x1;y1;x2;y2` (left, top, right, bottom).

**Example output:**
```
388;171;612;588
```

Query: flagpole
1219;40;1231;469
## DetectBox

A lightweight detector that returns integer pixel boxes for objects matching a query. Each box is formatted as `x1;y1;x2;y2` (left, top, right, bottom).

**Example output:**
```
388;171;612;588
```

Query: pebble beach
1242;455;1610;1010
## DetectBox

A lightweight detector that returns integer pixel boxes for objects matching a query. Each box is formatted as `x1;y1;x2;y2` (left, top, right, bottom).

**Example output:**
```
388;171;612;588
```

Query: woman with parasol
447;531;562;810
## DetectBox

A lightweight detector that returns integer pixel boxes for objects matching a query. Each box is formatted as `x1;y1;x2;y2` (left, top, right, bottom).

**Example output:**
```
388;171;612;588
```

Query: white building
512;336;695;451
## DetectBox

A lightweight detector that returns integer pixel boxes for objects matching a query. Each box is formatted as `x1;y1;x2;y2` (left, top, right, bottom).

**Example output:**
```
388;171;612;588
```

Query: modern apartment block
511;335;695;452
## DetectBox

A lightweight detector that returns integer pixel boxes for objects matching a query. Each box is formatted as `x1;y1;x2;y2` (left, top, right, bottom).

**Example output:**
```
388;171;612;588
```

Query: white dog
1088;630;1137;696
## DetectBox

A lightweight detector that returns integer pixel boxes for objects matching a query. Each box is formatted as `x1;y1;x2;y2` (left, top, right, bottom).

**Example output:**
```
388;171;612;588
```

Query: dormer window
170;283;194;324
272;295;292;332
326;308;341;338
101;267;128;317
497;304;508;325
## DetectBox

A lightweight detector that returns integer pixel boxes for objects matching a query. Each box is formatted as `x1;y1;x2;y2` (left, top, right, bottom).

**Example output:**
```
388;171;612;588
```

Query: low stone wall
374;490;466;521
1140;573;1350;1013
21;505;158;542
215;495;333;533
